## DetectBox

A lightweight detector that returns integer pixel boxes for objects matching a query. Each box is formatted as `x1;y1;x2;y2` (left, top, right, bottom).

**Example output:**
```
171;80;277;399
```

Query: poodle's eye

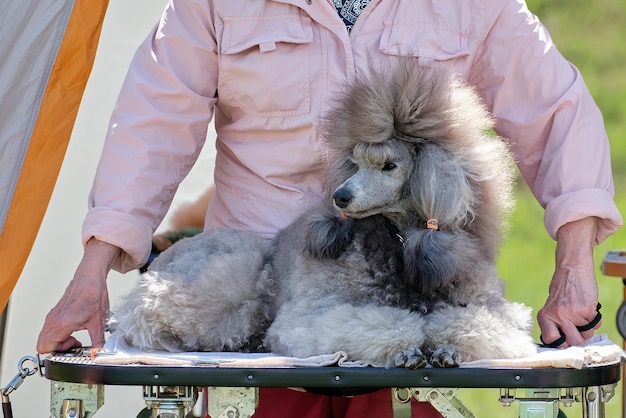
382;162;397;171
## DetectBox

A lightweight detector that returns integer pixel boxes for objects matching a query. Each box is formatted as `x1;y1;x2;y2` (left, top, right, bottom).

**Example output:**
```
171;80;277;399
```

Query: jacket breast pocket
219;16;313;117
379;22;470;69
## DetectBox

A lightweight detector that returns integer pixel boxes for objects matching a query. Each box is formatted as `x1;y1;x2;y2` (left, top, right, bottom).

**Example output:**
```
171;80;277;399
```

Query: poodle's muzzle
333;187;352;209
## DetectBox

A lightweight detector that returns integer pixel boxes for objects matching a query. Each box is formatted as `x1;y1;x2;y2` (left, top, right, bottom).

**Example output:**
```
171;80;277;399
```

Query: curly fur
109;60;536;367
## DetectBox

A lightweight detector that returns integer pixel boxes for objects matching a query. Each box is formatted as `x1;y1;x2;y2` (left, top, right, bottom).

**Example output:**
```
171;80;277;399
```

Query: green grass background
459;1;626;416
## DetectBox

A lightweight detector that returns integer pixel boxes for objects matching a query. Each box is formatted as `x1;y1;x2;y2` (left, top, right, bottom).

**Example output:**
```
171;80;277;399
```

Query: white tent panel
0;0;75;229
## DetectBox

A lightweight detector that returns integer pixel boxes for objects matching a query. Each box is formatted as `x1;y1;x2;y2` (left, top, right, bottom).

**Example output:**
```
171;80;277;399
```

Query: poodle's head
332;138;417;220
324;58;515;265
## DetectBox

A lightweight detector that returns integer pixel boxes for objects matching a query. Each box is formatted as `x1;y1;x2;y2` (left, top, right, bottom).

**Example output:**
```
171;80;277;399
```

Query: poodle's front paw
429;348;461;368
240;334;270;353
394;348;428;369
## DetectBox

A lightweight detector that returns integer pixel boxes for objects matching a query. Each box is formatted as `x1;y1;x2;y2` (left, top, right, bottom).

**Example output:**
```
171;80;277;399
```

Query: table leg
582;386;607;418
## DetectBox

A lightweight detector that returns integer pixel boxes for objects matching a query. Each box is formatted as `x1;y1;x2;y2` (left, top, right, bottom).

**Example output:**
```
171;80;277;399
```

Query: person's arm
537;217;600;347
84;0;219;273
36;238;119;353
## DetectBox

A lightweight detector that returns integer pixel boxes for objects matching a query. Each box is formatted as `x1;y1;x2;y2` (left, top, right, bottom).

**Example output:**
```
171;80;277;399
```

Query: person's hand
537;217;602;348
36;239;120;354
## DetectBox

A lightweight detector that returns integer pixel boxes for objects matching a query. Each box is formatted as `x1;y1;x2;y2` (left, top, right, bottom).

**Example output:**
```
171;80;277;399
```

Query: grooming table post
581;385;614;418
601;249;626;418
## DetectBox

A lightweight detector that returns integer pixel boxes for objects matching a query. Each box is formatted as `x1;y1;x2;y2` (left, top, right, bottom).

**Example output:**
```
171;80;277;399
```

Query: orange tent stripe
0;0;110;312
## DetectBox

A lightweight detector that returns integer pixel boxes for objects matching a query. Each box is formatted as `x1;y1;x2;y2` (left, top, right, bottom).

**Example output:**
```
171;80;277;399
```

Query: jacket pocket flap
379;22;470;60
222;16;313;54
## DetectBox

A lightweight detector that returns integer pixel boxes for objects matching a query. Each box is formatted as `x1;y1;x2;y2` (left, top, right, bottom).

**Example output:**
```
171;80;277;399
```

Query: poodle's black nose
333;188;352;208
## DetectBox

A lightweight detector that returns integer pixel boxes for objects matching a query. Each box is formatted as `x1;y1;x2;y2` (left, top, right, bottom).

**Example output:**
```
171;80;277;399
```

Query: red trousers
208;388;444;418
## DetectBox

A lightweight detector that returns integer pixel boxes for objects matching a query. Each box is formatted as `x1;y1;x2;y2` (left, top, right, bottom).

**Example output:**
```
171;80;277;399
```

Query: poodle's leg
110;230;275;352
266;300;428;368
422;302;537;363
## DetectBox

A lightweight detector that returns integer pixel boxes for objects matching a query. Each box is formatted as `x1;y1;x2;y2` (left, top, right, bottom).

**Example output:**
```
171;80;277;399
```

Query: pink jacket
85;0;623;272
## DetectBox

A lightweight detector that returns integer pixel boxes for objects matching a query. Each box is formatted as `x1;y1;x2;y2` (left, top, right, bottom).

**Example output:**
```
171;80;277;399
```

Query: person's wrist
82;238;121;277
555;217;597;264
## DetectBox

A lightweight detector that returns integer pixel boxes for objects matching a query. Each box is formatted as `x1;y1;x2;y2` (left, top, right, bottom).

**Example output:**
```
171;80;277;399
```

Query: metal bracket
392;387;476;418
517;388;560;418
498;384;617;418
598;383;617;403
143;385;197;418
50;381;104;418
391;387;412;418
208;387;258;418
391;384;617;418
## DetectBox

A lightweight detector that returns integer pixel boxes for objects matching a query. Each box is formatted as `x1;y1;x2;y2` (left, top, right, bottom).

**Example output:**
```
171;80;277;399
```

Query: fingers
538;326;566;348
537;316;569;348
37;305;109;353
577;307;602;341
37;312;105;353
55;337;83;352
36;288;109;353
578;326;599;342
87;321;106;349
538;303;602;348
561;322;585;347
576;303;602;332
36;315;82;354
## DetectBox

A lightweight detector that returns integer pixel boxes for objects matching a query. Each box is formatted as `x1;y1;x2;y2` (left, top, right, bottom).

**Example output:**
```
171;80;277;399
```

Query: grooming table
43;347;620;418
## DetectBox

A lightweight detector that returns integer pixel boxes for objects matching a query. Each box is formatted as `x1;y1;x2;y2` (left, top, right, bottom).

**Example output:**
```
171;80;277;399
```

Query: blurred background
0;0;624;416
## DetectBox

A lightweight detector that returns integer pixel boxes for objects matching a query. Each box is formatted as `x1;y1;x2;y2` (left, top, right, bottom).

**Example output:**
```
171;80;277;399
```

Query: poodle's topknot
323;58;495;152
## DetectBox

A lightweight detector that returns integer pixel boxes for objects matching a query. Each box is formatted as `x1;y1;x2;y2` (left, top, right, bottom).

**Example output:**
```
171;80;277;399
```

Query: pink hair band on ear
426;219;439;230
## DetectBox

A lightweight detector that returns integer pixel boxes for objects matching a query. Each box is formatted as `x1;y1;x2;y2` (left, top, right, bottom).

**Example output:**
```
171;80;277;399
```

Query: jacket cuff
82;207;154;273
544;189;623;244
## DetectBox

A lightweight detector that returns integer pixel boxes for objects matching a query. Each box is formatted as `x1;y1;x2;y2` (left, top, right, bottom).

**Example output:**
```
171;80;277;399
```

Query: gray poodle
109;60;537;368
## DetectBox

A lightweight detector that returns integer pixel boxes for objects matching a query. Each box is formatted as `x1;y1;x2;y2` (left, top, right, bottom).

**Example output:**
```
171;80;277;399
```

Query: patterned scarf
333;0;372;33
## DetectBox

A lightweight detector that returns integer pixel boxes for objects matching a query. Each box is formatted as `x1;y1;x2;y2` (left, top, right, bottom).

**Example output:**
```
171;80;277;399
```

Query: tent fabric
0;0;110;311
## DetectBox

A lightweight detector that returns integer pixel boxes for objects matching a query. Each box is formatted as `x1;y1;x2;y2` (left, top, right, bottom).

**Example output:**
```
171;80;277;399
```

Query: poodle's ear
304;213;354;259
402;229;462;293
403;143;480;292
409;143;476;230
402;228;474;294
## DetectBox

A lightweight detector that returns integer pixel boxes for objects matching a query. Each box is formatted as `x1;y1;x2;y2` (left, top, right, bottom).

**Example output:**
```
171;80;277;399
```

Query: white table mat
94;333;624;370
